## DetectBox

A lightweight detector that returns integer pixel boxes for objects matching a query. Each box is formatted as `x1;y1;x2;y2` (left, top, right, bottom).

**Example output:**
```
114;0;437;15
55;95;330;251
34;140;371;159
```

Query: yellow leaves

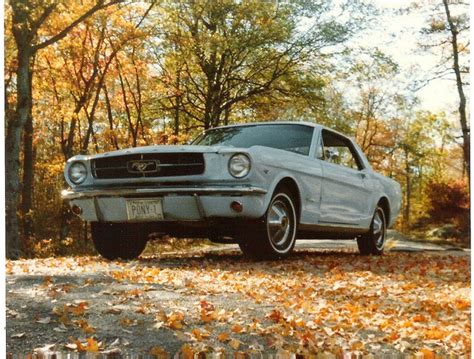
85;338;100;352
167;311;185;329
350;341;365;351
155;310;185;330
424;328;446;340
191;328;203;341
230;338;241;350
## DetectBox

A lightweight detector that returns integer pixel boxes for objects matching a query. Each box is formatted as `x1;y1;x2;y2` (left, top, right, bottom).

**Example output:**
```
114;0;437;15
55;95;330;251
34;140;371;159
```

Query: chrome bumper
61;186;267;200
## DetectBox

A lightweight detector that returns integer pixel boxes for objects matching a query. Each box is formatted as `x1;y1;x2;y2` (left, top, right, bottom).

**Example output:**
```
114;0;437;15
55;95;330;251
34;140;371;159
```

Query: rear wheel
91;222;148;260
239;187;297;259
357;207;386;255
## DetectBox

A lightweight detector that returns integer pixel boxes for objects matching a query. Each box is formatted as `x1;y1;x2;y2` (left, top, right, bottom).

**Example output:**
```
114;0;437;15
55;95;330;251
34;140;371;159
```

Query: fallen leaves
65;337;101;352
6;251;471;356
155;310;185;330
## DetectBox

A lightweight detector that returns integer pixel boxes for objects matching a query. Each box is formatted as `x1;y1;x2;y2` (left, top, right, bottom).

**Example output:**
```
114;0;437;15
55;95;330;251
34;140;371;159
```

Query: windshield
192;124;314;155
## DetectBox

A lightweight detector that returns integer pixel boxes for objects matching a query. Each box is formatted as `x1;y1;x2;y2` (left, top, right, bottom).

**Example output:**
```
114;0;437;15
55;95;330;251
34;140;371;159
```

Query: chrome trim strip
61;186;267;200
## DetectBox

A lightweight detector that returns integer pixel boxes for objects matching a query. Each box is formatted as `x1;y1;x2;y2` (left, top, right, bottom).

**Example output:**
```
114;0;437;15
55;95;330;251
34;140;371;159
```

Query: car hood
85;145;246;160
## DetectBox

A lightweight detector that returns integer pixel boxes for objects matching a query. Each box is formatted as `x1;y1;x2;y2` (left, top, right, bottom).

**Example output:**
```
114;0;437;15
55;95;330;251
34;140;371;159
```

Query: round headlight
228;154;251;178
68;162;88;184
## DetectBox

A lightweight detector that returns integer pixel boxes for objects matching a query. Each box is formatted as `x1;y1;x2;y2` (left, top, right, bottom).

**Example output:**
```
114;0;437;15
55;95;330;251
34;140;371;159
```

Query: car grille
92;153;205;179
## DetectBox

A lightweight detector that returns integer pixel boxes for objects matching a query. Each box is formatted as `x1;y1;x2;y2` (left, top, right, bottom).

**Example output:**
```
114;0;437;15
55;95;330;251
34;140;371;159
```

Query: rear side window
320;130;363;170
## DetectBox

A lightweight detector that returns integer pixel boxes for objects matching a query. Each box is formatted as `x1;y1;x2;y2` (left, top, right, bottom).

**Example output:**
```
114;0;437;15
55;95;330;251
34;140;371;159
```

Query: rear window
192;124;314;155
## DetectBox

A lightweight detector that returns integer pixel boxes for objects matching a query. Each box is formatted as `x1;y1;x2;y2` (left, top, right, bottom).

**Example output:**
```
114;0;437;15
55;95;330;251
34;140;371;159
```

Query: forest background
4;0;470;259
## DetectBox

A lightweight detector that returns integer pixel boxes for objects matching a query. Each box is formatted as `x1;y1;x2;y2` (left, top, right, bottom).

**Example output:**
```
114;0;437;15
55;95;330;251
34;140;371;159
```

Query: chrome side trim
61;186;267;200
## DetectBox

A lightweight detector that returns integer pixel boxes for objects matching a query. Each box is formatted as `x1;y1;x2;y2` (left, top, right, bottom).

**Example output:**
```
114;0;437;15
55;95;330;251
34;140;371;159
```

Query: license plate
126;199;163;220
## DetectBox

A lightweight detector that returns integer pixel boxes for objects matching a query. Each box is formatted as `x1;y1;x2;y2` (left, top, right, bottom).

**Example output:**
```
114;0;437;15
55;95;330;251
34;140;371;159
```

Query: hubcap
267;199;292;247
373;211;385;249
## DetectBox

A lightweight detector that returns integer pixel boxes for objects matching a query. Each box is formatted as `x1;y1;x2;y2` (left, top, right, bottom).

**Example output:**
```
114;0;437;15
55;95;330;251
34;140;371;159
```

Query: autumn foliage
425;179;470;233
4;1;470;257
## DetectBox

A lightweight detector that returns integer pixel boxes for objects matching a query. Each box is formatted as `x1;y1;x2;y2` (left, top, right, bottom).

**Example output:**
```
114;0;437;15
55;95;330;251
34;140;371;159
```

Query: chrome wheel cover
373;210;385;250
266;194;296;253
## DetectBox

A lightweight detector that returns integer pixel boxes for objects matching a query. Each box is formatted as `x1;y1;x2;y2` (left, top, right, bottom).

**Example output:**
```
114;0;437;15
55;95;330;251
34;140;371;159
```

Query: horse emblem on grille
127;160;159;174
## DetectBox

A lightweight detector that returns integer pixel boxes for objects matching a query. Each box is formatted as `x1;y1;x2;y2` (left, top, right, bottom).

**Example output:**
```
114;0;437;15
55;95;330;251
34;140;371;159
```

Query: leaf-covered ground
6;242;471;357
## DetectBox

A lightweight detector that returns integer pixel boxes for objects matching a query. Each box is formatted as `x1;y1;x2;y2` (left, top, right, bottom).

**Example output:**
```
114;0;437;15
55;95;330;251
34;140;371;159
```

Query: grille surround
92;153;205;179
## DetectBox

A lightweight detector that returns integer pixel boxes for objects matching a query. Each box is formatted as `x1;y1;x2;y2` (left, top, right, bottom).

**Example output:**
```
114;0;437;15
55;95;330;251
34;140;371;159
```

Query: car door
317;129;372;226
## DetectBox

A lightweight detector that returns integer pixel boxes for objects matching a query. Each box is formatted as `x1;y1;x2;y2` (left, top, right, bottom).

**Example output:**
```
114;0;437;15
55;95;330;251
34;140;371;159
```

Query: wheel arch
272;177;301;223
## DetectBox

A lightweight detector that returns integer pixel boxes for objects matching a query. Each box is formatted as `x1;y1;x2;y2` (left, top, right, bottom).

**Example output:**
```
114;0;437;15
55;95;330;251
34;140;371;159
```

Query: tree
154;0;363;130
6;0;124;259
416;0;469;180
441;0;469;181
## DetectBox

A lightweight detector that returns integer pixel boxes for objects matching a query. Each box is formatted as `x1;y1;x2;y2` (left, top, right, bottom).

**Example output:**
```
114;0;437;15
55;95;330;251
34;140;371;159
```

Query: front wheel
357;207;386;255
91;222;148;260
238;187;297;259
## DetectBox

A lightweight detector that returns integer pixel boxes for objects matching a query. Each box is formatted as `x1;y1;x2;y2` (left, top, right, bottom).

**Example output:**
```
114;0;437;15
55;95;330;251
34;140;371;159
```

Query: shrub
425;179;470;235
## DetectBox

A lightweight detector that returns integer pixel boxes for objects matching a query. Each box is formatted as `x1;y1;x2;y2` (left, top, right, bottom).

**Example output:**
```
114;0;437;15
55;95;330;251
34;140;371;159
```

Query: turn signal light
71;205;83;215
230;201;243;213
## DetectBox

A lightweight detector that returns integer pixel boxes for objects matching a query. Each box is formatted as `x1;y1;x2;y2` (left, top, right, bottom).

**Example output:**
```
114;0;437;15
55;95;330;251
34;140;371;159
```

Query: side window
321;130;363;170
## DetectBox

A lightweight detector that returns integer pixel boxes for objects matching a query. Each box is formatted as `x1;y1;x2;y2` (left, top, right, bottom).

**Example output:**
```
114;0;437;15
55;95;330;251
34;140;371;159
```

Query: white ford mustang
62;122;402;260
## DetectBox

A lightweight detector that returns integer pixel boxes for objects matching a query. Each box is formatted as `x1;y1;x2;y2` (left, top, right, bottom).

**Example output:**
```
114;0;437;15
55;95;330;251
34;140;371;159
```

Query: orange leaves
413;314;428;323
75;319;95;334
425;328;447;340
9;250;470;355
454;299;470;311
155;310;185;330
199;300;218;323
149;346;167;356
217;332;230;342
65;337;100;352
231;323;243;333
267;309;283;323
419;348;435;359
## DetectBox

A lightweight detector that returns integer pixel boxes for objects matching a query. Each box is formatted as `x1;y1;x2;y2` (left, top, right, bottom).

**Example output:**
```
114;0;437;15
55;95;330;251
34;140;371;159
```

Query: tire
357;206;386;255
239;186;297;259
91;222;148;260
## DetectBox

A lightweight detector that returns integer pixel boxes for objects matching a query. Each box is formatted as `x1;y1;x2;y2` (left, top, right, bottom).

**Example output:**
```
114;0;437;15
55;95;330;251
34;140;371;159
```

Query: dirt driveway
6;232;471;356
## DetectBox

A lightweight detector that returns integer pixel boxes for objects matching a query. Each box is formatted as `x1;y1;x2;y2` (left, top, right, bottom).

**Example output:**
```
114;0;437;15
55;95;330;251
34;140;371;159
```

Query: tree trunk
20;110;34;239
443;0;470;183
21;58;36;242
404;149;411;229
6;46;33;259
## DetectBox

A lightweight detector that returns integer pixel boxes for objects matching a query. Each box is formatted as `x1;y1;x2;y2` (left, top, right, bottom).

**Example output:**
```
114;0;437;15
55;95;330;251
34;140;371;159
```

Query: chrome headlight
228;154;251;178
68;162;88;184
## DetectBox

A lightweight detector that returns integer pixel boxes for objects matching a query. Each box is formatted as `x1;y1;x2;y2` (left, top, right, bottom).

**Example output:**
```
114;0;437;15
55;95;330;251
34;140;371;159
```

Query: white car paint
62;122;402;237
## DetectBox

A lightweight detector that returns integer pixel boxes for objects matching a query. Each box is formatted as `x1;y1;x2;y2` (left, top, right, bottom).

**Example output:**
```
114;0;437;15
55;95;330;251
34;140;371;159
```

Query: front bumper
61;185;268;223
